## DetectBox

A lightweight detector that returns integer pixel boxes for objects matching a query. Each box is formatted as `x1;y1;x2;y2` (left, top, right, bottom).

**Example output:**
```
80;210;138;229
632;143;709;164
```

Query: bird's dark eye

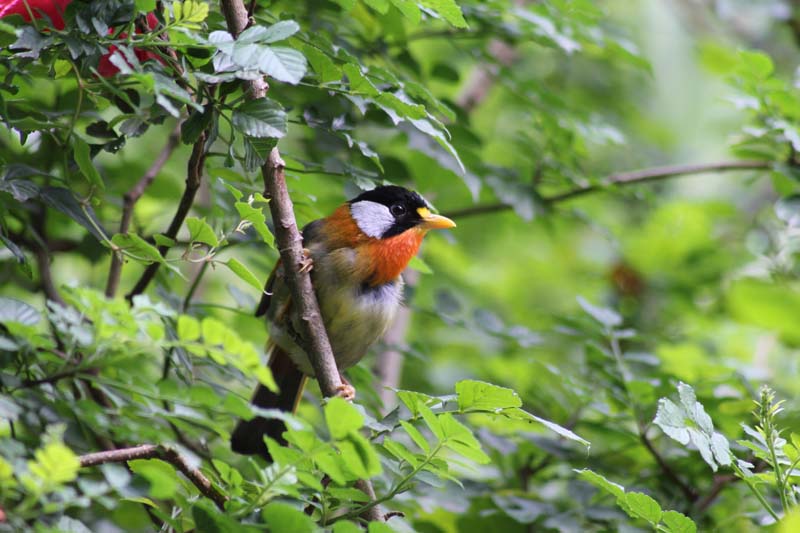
390;204;406;217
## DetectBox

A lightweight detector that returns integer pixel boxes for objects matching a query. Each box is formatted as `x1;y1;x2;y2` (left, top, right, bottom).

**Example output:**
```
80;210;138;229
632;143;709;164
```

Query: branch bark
126;131;208;302
79;444;227;510
106;126;181;298
442;160;773;219
219;0;382;521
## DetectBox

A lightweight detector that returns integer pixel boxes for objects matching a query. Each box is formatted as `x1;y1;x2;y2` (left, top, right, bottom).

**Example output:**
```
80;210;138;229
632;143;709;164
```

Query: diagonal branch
220;0;382;520
79;444;227;510
443;160;772;219
126;131;208;302
106;126;181;298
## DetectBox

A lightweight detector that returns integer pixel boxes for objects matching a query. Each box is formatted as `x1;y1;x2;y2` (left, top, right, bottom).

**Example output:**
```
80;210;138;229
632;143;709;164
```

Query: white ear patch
350;200;395;238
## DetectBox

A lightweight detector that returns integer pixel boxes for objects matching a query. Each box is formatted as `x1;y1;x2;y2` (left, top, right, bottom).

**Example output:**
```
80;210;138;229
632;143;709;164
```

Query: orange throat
362;229;425;286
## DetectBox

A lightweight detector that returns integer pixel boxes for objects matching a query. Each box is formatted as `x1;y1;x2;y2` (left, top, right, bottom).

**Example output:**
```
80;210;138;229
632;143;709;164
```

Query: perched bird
231;185;456;459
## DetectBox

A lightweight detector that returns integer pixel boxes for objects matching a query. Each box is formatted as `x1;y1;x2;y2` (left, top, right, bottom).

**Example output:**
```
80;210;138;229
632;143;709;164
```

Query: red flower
0;0;71;29
97;13;162;77
1;1;163;77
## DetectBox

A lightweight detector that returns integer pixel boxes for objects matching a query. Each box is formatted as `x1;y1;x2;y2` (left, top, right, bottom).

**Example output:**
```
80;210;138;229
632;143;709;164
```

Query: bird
230;185;456;459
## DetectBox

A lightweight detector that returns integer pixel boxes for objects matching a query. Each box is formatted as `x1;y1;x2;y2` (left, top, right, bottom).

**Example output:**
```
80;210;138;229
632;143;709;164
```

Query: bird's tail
230;345;307;460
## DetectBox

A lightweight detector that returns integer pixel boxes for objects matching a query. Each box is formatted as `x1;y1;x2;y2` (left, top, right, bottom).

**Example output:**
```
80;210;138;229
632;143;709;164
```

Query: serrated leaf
111;233;165;264
303;45;340;83
400;421;430;453
234;44;307;84
129;459;177;499
420;0;467;28
177;315;200;342
40;187;107;242
235;201;274;247
225;258;263;291
232;99;287;138
662;510;697;533
575;469;625;500
623;492;662;524
343;64;379;97
263;502;316;533
260;20;300;43
325;397;363;439
185;217;218;247
456;380;522;411
337;432;382;478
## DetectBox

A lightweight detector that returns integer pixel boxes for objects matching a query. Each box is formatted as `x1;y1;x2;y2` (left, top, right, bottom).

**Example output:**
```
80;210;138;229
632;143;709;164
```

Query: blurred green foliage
4;0;800;531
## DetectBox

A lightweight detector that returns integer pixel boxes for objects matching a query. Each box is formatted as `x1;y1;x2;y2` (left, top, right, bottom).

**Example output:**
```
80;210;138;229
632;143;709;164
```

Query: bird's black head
349;186;431;238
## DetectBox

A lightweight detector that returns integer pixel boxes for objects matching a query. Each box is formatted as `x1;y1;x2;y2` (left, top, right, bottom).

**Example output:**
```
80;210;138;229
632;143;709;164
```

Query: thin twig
79;444;227;510
694;474;738;515
639;432;698;503
442;160;772;219
106;126;181;298
126;131;208;302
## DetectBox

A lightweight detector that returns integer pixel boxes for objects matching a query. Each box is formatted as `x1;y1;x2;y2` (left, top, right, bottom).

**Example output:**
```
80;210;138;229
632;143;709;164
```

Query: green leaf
575;469;625;500
177;315;201;342
185;217;219;247
262;502;317;533
111;233;165;264
41;187;107;242
128;459;178;499
337;432;382;478
456;380;522;411
153;234;177;247
343;64;380;97
662;510;697;533
263;46;308;84
325;397;364;439
400;420;430;453
231;99;287;138
0;297;40;326
303;45;341;83
260;20;300;43
420;0;468;28
73;138;104;191
382;438;419;467
332;521;362;533
225;258;263;291
181;105;213;145
623;492;662;525
390;0;421;23
201;317;225;345
363;0;390;15
235;201;275;247
27;441;80;488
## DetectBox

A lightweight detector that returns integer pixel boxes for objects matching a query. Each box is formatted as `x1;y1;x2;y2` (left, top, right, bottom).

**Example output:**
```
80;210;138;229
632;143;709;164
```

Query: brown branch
639;433;698;503
79;444;227;510
126;131;208;302
443;160;772;219
220;0;381;519
694;473;738;514
106;126;181;298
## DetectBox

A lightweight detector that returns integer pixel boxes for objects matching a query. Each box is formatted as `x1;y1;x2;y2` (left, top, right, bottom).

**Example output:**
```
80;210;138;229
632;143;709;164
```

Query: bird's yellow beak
417;207;456;230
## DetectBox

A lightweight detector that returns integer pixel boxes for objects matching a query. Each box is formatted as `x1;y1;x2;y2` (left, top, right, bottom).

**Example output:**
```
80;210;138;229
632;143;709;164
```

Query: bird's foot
335;375;356;402
299;248;314;273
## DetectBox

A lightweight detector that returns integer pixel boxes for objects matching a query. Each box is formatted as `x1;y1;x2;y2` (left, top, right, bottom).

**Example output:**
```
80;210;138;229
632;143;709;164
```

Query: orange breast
360;228;424;286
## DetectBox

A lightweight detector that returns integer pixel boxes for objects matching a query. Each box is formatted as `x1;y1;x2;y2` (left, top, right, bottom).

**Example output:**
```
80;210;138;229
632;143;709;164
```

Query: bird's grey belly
270;272;403;376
